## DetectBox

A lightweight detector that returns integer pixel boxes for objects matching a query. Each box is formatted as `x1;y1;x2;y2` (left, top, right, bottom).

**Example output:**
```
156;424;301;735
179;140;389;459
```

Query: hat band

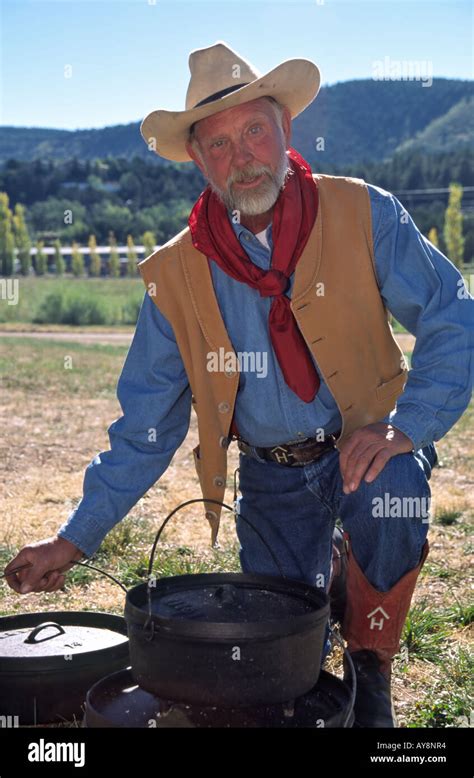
193;82;250;109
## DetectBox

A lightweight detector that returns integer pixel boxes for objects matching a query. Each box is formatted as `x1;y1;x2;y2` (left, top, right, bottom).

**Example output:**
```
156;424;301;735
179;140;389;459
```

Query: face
185;97;292;216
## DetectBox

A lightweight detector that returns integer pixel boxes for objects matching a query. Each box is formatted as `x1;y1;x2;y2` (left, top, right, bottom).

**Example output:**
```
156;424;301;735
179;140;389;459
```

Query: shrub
33;288;112;325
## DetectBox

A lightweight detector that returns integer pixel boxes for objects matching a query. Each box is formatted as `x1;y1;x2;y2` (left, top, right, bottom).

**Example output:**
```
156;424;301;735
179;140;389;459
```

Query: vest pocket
375;370;407;402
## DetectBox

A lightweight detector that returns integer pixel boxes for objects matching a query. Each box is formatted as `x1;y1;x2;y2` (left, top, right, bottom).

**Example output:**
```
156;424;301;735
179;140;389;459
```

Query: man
5;42;472;728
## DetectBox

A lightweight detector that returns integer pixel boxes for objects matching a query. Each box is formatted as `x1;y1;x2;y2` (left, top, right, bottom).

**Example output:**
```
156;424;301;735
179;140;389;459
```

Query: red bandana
188;146;320;405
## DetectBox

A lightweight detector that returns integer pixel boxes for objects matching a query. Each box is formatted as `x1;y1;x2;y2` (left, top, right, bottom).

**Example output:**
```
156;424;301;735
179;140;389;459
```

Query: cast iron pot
123;498;330;707
0;611;129;725
83;664;355;728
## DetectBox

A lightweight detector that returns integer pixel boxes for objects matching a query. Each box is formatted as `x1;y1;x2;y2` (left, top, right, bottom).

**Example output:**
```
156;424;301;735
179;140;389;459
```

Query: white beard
205;146;292;216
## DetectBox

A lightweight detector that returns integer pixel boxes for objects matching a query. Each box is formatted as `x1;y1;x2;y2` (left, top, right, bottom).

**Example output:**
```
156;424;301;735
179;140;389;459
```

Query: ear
281;106;292;149
185;138;206;176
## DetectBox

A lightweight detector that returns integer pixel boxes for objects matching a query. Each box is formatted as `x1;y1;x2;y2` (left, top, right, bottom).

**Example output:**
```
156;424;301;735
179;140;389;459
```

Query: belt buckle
269;445;295;465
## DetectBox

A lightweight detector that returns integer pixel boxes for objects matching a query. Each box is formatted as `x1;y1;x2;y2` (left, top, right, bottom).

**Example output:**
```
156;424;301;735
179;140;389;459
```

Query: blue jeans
234;443;437;661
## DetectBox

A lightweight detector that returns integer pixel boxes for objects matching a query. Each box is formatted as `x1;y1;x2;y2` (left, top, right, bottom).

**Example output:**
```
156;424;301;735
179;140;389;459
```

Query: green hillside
1;78;472;167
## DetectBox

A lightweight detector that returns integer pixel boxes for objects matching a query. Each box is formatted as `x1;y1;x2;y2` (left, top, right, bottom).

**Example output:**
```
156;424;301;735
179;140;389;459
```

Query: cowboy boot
341;532;429;728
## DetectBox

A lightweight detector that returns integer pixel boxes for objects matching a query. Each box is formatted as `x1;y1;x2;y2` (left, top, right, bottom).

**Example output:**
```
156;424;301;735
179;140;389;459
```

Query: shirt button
218;401;230;413
213;475;226;488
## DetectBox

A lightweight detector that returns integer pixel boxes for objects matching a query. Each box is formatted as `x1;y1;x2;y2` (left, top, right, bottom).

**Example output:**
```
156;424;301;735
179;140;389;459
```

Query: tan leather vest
138;174;408;545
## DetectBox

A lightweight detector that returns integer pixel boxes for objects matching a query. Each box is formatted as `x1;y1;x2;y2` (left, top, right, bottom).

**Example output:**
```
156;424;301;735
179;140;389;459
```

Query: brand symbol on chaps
367;606;390;631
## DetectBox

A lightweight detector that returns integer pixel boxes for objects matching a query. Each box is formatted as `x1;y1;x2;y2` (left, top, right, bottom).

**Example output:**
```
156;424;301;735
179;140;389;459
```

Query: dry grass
0;333;472;727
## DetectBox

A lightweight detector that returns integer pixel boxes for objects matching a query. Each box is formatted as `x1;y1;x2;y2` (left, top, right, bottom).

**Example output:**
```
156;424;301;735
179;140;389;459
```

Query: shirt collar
227;208;273;249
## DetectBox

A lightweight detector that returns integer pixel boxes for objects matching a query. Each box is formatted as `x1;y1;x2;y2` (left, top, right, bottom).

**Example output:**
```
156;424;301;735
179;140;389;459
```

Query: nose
230;139;254;169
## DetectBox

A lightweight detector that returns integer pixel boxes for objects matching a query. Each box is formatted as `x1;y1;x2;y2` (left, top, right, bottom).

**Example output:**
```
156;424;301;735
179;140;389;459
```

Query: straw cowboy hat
140;41;321;163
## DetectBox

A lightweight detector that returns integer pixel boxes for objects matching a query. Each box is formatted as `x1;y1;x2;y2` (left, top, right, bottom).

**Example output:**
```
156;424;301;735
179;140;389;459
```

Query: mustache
227;165;272;185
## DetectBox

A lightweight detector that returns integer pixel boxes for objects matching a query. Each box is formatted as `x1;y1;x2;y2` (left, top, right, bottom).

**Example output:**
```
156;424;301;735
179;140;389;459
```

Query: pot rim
125;572;330;640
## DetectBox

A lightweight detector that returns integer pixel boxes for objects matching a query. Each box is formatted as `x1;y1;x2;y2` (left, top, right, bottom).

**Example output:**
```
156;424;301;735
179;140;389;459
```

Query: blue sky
0;0;472;130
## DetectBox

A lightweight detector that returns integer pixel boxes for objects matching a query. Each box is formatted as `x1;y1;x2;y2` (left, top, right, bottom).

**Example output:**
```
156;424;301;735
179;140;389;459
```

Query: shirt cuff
385;403;436;453
57;510;109;558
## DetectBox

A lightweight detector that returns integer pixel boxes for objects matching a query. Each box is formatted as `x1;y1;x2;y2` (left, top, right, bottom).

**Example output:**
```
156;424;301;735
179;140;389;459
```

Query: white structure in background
15;245;160;275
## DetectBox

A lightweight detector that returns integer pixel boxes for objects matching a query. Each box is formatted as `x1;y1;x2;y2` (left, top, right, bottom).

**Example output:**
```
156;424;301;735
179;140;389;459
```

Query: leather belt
237;431;341;467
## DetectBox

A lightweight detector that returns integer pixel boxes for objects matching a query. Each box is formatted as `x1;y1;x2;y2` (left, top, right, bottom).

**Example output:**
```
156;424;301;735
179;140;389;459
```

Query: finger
3;553;30;578
342;440;381;492
20;568;55;594
344;442;385;492
5;572;23;594
338;432;361;473
44;574;65;593
363;450;393;484
35;573;62;593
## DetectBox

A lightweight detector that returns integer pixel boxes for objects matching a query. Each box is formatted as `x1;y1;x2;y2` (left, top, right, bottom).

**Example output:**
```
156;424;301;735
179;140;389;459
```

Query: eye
210;139;226;149
249;124;262;135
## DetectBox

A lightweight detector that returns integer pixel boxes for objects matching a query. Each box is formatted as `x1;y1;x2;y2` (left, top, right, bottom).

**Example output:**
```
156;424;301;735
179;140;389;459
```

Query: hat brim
140;58;321;163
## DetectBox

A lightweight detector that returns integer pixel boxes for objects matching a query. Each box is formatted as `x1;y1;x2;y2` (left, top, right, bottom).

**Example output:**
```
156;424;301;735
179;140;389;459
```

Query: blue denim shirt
58;183;473;556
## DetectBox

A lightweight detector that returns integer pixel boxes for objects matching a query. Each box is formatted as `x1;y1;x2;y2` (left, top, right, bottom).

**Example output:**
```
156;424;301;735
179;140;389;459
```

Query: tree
88;234;101;277
53;239;65;275
126;234;137;277
35;240;47;275
427;227;439;247
0;192;15;276
141;230;156;259
71;242;85;277
444;183;464;269
108;231;120;278
13;203;32;276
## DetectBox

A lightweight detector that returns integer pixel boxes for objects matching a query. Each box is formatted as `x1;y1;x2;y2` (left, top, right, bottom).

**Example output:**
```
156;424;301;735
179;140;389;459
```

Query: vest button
205;510;218;522
213;475;226;488
219;436;230;448
218;401;230;413
224;367;236;377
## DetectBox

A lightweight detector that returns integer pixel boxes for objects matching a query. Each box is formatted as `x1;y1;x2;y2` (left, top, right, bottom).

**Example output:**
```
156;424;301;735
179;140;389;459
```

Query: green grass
391;318;407;333
0;276;144;325
0;336;128;396
401;601;451;662
407;647;473;728
443;602;474;628
421;561;460;581
435;507;464;525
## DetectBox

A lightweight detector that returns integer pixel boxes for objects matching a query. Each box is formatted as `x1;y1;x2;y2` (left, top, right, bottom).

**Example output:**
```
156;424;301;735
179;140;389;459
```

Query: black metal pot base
84;667;354;728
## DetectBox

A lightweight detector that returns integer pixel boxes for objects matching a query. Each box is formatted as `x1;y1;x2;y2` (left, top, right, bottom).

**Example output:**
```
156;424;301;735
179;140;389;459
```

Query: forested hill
1;78;472;167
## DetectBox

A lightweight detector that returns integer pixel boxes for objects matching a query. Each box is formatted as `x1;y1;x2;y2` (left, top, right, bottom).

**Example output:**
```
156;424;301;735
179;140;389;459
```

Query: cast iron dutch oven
2;498;330;713
83;664;355;728
123;498;330;707
0;610;129;724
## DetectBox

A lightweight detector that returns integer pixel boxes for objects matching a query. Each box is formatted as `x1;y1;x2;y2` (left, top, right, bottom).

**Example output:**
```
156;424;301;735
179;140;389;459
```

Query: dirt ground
0;331;471;728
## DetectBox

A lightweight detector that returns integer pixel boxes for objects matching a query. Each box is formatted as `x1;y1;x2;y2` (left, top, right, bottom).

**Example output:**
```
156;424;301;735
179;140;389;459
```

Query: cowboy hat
140;41;321;163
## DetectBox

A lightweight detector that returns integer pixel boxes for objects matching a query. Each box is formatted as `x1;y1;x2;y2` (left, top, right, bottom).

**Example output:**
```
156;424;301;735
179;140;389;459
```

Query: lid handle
24;621;66;644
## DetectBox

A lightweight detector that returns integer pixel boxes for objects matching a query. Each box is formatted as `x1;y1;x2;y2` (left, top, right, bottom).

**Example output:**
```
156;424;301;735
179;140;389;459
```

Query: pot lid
149;582;315;622
0;611;129;672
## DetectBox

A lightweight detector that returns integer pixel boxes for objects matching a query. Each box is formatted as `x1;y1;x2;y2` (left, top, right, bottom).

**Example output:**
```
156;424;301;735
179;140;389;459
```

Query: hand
338;422;413;495
3;536;85;595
